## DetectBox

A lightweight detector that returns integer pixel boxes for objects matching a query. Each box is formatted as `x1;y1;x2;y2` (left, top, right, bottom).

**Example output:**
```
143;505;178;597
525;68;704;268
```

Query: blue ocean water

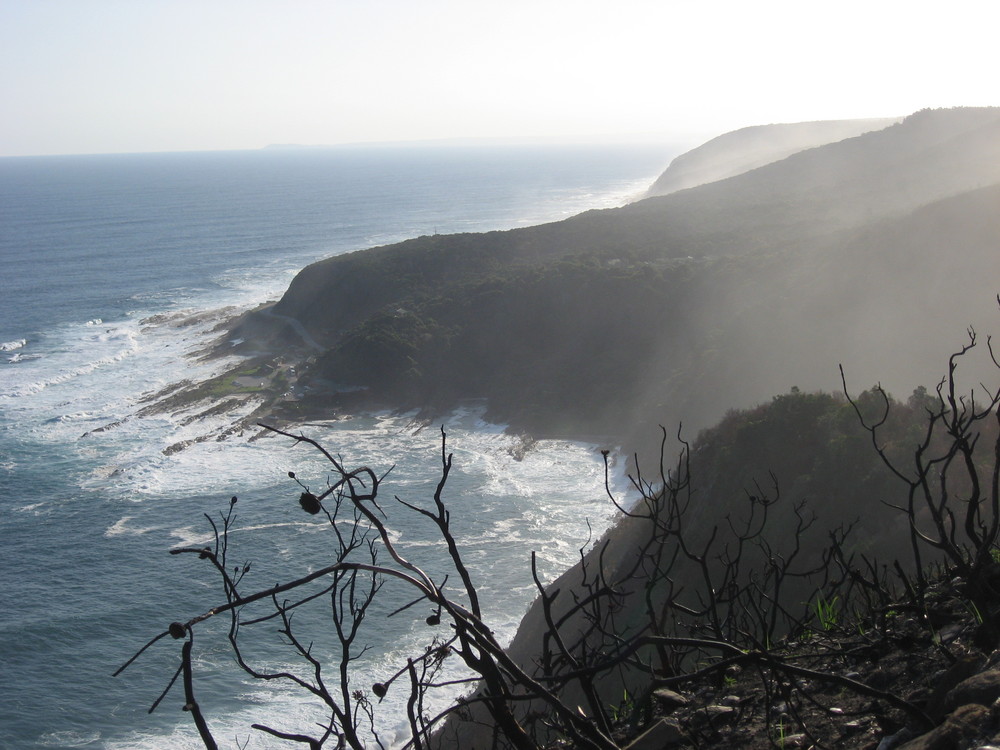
0;144;671;749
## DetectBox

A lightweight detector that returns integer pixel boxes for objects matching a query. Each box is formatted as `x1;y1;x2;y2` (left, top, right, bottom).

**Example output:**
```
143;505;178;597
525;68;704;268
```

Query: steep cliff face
233;107;1000;453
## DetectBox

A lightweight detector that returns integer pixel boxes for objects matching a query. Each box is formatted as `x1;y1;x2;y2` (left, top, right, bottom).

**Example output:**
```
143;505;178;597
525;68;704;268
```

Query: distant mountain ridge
644;117;900;196
231;107;1000;456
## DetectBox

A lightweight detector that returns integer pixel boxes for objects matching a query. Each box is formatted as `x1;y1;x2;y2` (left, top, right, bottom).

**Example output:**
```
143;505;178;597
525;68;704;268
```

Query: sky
1;0;997;157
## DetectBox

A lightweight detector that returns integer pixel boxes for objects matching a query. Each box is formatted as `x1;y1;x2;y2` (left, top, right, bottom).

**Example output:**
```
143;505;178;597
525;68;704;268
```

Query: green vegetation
199;362;277;396
608;689;635;724
811;594;841;632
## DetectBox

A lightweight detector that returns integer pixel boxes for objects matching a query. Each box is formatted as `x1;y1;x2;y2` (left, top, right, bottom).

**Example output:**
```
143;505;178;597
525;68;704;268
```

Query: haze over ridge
645;117;901;197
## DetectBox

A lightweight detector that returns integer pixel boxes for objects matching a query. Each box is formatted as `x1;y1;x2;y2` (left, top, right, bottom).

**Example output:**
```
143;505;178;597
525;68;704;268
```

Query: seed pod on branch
298;492;321;515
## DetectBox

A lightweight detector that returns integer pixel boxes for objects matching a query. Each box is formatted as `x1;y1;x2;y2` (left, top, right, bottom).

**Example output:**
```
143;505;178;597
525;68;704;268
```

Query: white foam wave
3;329;140;398
509;174;661;227
37;730;102;747
14;502;48;514
165;520;317;548
104;690;348;750
1;338;26;351
169;525;210;548
7;352;43;363
105;516;159;538
49;410;100;423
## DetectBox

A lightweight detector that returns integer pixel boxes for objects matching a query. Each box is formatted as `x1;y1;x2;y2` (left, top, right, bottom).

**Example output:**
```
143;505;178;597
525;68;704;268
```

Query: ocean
0;143;674;749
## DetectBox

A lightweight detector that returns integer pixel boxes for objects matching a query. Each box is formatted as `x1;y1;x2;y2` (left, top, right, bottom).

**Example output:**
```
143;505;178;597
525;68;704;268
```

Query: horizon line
0;131;707;160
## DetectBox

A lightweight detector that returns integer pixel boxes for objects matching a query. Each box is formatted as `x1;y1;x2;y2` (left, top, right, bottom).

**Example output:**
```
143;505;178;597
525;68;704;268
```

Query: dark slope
233;107;1000;448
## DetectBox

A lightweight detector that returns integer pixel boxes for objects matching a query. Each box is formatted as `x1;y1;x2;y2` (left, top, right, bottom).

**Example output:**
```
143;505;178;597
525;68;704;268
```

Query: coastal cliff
188;107;1000;748
229;107;1000;459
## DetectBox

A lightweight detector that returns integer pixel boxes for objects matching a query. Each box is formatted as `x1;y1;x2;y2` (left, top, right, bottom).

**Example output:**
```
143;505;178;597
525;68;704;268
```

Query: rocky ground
587;580;1000;750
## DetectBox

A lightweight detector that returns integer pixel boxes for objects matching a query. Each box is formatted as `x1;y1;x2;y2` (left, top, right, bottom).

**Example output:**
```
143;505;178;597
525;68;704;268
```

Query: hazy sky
1;0;997;157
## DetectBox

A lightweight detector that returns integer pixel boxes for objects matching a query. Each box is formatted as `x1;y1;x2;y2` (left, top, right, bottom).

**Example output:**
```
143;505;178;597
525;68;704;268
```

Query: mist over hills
234;107;1000;455
644;116;900;197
